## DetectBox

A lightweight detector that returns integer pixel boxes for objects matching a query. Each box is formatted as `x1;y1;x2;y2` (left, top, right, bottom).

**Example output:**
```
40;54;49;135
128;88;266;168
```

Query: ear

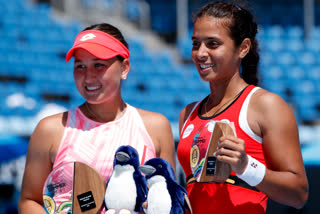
239;38;251;59
120;59;130;80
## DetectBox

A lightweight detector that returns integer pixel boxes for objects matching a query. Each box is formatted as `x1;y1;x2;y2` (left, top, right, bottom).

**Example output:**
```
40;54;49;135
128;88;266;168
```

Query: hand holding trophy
190;121;235;183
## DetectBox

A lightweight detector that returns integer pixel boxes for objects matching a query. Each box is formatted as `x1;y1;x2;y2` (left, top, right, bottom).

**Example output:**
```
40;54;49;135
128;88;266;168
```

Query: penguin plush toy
139;158;192;214
104;145;148;213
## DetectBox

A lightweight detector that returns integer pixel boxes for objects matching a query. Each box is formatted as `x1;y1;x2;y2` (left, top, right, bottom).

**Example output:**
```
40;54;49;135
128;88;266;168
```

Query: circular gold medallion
190;145;200;168
43;195;56;214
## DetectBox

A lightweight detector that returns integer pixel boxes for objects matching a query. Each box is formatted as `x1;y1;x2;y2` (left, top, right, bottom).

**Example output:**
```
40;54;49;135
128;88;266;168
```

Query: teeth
86;86;101;91
200;64;214;69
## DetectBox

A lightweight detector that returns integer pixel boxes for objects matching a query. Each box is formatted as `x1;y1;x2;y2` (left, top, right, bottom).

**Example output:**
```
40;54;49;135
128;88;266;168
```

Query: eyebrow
74;58;103;63
192;36;217;40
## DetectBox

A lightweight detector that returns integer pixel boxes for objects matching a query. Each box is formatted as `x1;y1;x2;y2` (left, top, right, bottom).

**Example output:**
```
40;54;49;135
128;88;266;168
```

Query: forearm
256;169;308;209
19;198;47;214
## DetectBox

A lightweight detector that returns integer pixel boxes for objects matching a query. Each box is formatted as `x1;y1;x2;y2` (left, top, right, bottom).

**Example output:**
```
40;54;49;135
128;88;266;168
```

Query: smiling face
191;16;243;83
73;49;129;104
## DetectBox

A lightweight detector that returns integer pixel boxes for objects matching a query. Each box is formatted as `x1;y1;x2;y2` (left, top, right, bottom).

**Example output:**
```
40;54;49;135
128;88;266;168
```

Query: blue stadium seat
259;65;285;81
259;51;274;66
285;65;306;83
286;26;304;40
285;39;304;52
275;51;297;66
295;96;320;122
305;39;320;53
310;27;320;40
291;80;317;104
264;38;284;52
298;51;317;66
263;25;285;39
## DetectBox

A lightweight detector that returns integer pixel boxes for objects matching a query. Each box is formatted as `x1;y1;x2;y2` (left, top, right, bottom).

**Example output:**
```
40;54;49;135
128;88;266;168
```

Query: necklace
204;87;246;117
85;102;125;122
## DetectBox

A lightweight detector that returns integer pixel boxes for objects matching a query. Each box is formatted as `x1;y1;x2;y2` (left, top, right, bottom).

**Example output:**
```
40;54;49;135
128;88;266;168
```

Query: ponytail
242;38;259;85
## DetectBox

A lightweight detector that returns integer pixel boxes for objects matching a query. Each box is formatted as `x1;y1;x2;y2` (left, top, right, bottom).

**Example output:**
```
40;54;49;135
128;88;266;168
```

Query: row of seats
0;0;201;129
1;0;320;136
144;0;320;36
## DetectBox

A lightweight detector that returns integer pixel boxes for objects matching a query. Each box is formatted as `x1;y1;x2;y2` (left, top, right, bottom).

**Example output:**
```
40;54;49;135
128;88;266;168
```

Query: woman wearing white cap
18;23;176;213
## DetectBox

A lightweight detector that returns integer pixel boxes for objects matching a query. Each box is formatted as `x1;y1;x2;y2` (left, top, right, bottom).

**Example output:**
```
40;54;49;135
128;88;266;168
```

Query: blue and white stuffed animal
104;145;148;213
139;158;192;214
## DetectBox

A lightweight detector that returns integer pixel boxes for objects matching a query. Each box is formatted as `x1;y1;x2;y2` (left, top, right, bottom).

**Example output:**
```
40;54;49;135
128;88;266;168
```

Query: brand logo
251;162;258;168
80;33;96;41
182;124;194;139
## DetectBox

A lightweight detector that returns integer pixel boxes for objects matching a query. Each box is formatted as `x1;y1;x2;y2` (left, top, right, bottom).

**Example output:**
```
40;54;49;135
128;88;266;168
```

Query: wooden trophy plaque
43;161;106;214
72;162;106;213
199;122;234;183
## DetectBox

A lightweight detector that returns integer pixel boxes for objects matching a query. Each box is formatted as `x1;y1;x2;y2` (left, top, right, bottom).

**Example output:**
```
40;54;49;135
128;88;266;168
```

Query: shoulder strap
180;100;202;135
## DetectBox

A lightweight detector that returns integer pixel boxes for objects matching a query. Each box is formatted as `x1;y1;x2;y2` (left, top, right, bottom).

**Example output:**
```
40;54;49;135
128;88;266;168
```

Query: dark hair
83;23;129;61
193;1;259;85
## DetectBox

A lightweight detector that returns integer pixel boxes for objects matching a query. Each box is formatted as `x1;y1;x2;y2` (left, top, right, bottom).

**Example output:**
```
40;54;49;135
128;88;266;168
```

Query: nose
196;43;208;60
85;66;97;81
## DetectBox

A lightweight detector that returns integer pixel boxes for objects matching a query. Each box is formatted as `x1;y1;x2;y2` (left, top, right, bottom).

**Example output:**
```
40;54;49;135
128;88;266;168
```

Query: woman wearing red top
177;1;308;213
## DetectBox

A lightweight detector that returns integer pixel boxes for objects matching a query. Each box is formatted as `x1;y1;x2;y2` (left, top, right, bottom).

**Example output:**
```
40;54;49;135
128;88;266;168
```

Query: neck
84;101;126;123
208;78;248;104
205;79;248;117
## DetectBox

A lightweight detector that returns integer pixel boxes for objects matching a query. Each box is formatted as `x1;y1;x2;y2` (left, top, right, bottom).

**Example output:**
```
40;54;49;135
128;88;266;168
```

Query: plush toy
139;158;192;214
104;145;148;213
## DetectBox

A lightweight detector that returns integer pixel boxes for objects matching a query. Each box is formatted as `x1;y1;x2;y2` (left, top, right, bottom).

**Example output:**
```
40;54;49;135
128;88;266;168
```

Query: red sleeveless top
177;85;268;214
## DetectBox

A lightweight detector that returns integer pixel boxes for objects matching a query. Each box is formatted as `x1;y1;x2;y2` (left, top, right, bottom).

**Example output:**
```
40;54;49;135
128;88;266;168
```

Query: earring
240;52;246;59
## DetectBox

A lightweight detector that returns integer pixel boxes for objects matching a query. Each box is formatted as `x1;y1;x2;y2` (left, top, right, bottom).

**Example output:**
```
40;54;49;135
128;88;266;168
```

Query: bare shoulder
136;108;175;165
179;102;198;121
249;88;297;136
251;88;292;115
34;112;67;137
29;111;67;157
179;101;198;131
136;108;171;130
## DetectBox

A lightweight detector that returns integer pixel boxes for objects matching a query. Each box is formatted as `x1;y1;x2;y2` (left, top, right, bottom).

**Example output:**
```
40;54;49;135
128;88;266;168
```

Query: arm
18;114;65;213
140;110;176;172
254;91;308;208
157;114;176;172
215;90;308;209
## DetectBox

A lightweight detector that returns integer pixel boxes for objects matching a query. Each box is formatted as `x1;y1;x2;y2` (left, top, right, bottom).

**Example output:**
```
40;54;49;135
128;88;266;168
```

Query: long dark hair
193;1;260;85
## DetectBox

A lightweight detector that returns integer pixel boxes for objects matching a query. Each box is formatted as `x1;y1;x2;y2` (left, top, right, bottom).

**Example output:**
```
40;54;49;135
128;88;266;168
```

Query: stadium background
0;0;319;213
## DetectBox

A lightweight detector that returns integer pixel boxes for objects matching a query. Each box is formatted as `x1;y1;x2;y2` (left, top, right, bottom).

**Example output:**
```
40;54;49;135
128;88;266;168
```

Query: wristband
236;155;266;187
